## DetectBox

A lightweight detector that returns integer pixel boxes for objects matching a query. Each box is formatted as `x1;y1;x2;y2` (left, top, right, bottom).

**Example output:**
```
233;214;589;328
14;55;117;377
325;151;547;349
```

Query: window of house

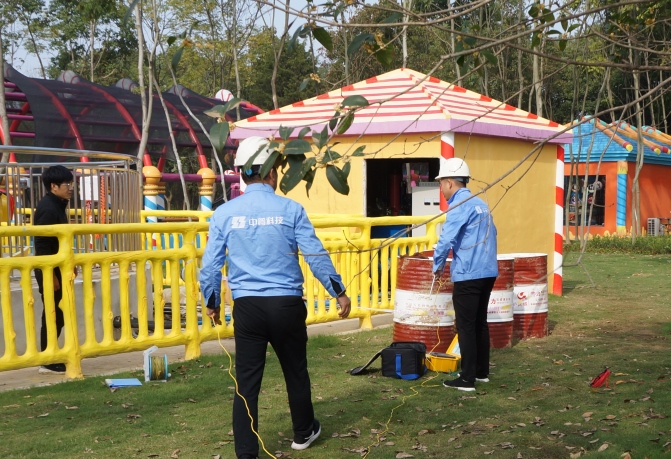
564;175;606;226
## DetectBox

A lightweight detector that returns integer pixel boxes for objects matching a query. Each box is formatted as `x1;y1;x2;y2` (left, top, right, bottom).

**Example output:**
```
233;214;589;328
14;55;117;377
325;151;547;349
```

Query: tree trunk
631;76;644;239
630;43;643;239
152;75;190;211
230;0;241;119
644;61;654;127
402;0;412;68
90;20;95;82
516;0;524;108
342;12;349;86
532;52;542;117
451;16;461;85
270;0;291;110
661;70;668;133
479;6;487;96
135;2;151;162
565;154;576;241
69;42;76;70
229;0;239;95
204;6;220;93
308;34;319;97
498;47;507;102
605;66;615;123
23;17;46;79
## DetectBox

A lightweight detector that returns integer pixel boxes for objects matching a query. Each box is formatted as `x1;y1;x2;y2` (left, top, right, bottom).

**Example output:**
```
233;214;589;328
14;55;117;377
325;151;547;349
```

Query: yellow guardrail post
0;265;17;361
182;227;201;360
134;258;149;341
57;230;83;379
20;265;38;356
357;220;374;330
80;254;98;348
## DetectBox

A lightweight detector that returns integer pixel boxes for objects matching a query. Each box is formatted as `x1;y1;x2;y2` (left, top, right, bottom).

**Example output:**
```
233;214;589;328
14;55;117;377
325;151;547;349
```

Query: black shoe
291;419;321;451
38;363;66;375
443;376;475;392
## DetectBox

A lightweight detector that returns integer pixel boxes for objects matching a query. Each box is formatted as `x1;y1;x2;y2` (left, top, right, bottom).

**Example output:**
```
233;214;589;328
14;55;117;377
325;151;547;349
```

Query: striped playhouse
231;68;573;295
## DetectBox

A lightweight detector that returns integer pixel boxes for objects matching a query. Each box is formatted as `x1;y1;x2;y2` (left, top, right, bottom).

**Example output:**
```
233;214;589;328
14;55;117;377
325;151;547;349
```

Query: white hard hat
435;157;470;181
234;136;273;168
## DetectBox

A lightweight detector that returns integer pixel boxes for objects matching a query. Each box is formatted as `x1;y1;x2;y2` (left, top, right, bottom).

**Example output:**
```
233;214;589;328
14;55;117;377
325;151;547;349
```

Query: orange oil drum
393;251;454;354
487;256;515;348
508;253;549;339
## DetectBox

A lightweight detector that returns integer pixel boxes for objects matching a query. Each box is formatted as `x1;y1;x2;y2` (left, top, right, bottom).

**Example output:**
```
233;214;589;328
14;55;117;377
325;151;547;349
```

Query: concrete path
0;314;393;392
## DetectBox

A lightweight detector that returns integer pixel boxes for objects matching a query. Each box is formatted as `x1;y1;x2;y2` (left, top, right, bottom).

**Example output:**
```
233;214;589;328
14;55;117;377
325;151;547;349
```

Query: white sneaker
38;364;66;375
458;373;489;383
291;420;321;451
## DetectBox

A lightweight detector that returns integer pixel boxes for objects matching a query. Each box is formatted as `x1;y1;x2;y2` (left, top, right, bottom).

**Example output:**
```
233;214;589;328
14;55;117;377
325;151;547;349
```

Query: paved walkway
0;314;393;392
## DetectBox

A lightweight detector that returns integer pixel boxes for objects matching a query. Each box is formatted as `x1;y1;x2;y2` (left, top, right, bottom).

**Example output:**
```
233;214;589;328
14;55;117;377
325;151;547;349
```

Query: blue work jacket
200;183;345;307
432;187;498;282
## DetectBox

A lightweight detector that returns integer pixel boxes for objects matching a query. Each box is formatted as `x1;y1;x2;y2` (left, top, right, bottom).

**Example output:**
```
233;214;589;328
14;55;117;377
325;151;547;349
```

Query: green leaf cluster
203;95;369;195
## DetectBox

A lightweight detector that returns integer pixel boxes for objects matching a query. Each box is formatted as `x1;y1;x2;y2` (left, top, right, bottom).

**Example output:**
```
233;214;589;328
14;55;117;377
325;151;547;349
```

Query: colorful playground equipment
1;64;261;172
1;64;268;230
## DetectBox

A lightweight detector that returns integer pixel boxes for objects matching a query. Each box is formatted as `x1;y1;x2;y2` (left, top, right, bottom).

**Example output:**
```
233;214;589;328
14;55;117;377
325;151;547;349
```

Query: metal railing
0;213;444;378
1;146;142;257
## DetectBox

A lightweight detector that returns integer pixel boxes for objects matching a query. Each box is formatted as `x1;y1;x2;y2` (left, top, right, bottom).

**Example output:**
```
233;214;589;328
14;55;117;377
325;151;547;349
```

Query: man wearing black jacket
34;166;73;375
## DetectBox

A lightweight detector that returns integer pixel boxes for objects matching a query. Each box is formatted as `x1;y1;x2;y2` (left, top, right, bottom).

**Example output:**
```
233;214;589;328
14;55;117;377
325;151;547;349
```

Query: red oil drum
508;253;549;339
393;251;455;354
487;256;515;348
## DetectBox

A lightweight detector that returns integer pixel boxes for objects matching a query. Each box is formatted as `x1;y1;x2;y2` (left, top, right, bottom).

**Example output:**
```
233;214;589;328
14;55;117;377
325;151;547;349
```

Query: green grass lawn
1;253;670;459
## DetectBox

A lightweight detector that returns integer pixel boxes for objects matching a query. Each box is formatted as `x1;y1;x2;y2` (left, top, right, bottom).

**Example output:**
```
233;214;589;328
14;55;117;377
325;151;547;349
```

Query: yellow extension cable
212;273;449;459
214;321;277;459
361;275;448;458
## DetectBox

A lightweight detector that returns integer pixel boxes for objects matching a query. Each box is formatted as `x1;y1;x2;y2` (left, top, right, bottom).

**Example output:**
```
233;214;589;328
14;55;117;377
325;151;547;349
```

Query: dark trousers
453;277;497;382
35;269;64;352
232;296;315;459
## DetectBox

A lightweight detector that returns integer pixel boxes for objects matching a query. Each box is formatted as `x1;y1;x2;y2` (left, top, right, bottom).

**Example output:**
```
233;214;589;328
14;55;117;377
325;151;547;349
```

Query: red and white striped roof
231;68;572;144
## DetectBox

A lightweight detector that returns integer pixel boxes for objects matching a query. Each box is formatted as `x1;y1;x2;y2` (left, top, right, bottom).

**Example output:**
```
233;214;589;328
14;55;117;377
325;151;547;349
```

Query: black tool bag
350;342;427;380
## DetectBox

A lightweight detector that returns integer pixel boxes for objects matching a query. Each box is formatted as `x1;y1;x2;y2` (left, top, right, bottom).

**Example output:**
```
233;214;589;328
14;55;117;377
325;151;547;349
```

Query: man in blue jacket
200;136;352;459
432;158;498;392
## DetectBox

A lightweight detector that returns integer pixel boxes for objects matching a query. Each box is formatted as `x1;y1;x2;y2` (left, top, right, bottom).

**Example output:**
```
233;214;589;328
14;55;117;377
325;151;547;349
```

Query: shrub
564;235;671;254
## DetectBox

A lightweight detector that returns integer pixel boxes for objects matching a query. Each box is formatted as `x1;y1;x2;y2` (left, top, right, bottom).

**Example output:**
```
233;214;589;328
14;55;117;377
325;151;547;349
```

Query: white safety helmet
435;157;470;182
234;136;273;168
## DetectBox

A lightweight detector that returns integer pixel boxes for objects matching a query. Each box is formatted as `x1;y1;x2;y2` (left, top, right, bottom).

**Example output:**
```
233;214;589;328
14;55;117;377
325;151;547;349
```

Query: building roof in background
570;117;671;166
231;68;572;145
2;65;263;163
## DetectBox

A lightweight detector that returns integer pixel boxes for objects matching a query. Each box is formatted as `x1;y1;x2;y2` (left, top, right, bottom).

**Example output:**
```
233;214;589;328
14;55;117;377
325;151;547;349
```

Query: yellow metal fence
0;213;443;378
